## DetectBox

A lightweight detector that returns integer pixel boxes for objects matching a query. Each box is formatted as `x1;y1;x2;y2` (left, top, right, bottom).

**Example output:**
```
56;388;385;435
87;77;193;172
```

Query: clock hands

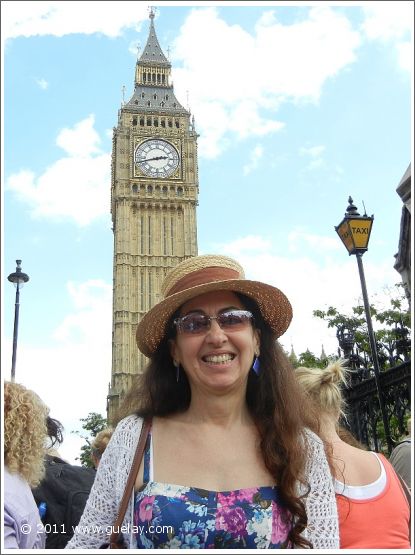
137;155;170;163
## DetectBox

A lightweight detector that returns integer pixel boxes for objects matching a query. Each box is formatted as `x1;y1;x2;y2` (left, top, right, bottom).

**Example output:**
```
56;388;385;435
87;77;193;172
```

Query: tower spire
138;7;169;65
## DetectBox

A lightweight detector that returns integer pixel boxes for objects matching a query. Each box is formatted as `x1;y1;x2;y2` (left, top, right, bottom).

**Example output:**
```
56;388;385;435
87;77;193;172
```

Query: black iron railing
336;315;411;453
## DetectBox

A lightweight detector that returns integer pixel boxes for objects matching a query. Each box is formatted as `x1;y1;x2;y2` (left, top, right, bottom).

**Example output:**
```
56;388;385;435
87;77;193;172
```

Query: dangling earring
252;354;261;375
173;360;180;382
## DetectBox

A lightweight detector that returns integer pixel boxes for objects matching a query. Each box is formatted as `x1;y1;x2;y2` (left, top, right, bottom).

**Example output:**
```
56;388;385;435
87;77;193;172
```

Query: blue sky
2;1;413;463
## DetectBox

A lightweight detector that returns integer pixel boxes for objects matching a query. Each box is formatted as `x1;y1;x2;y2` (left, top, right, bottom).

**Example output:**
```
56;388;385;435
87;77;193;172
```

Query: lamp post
335;197;393;454
7;260;29;382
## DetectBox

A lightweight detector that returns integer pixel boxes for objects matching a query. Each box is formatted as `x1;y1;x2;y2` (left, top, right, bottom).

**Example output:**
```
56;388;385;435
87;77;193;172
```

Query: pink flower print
271;503;291;544
217;506;247;536
139;496;155;522
217;491;237;508
236;487;257;503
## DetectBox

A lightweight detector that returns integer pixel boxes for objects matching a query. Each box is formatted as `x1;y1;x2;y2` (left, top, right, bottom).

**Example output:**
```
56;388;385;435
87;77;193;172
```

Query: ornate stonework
108;13;198;422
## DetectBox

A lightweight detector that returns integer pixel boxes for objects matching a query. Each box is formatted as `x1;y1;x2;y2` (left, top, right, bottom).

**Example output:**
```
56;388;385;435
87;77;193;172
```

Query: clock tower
108;11;199;422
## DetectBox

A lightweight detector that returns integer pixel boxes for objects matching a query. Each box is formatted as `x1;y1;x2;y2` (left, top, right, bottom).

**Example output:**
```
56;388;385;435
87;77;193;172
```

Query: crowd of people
3;254;411;550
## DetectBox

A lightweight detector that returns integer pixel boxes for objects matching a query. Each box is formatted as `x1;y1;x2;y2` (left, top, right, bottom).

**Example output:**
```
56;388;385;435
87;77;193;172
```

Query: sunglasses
173;309;254;335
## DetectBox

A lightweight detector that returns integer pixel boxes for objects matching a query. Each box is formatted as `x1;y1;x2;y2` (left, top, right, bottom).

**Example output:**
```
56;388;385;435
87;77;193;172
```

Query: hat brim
136;279;293;357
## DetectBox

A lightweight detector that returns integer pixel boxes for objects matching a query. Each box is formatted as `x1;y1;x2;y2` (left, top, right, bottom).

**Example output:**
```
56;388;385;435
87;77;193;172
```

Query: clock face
134;139;180;178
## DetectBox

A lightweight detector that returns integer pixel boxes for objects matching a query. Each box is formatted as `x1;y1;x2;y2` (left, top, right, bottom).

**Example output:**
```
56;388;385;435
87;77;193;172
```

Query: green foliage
312;284;410;369
295;349;329;369
72;412;107;468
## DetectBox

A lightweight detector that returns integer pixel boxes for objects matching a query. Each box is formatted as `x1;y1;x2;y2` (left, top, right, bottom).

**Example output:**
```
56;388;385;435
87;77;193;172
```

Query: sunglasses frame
173;309;254;335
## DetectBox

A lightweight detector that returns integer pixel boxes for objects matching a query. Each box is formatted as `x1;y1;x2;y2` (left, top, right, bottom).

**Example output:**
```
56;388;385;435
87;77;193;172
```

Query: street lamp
7;260;29;382
335;197;393;454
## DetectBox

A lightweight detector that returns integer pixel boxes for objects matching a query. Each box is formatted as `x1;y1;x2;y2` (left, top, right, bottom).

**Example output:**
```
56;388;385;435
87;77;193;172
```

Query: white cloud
361;3;413;73
35;77;48;90
287;228;340;253
300;145;326;158
2;1;148;40
56;114;101;157
396;40;412;73
300;144;326;172
173;7;361;158
2;279;112;464
361;3;413;41
53;279;112;342
243;145;264;176
207;235;273;257
6;115;111;226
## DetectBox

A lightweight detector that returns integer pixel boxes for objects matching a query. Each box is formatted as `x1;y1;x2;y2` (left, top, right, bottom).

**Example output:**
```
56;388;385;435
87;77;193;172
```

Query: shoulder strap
109;418;151;547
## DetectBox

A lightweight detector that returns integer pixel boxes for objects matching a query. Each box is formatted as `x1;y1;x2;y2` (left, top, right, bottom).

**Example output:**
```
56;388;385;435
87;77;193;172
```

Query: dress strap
142;430;152;484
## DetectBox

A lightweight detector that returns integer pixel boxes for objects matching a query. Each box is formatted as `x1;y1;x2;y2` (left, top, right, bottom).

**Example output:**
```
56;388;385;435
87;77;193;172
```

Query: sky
2;1;413;464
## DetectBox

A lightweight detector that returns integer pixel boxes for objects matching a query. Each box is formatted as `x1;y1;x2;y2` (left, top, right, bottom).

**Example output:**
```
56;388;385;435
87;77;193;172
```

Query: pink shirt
336;454;410;549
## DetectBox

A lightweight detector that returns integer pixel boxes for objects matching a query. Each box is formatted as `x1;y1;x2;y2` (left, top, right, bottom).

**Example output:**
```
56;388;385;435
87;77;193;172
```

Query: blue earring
252;356;261;375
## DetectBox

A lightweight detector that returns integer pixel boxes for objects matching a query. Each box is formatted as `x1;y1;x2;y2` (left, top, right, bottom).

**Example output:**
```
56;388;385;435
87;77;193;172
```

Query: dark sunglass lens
182;314;209;333
219;310;249;328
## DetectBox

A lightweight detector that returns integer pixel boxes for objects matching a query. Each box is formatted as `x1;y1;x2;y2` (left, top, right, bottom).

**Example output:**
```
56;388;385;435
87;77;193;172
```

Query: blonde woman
4;381;48;549
90;428;114;469
295;360;410;549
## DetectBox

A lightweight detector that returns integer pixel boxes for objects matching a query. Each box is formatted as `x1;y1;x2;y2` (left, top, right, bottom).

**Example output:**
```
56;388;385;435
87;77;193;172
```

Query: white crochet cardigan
66;414;339;549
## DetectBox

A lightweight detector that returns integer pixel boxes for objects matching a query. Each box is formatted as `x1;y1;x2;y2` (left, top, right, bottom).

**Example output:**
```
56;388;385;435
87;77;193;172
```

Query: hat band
166;267;241;297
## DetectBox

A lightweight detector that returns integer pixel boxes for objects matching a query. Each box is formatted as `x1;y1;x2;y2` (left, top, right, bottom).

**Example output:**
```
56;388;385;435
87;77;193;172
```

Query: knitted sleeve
66;415;142;549
301;429;340;549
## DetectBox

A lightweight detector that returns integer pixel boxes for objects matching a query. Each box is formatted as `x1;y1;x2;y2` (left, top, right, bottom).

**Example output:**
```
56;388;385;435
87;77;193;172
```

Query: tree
296;349;330;369
72;412;107;468
313;283;411;370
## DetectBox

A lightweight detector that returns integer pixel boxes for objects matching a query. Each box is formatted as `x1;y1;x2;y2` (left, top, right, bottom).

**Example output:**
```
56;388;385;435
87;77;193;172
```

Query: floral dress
134;432;292;549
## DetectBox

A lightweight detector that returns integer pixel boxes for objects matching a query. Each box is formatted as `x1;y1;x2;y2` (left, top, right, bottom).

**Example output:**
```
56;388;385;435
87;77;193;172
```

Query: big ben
108;10;199;422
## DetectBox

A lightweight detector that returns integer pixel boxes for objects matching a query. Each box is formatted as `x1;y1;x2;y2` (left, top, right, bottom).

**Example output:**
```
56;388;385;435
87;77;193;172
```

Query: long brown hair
117;293;317;547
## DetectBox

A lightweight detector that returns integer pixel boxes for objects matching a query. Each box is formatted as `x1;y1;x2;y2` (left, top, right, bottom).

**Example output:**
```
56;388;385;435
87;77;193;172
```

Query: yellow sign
336;217;373;254
350;218;372;249
336;220;354;254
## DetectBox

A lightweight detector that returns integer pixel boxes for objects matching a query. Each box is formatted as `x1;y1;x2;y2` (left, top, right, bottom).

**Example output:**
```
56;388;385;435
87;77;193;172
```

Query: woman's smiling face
169;290;260;395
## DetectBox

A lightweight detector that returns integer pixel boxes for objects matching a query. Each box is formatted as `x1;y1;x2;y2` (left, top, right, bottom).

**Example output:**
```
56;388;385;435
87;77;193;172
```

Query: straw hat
136;254;293;357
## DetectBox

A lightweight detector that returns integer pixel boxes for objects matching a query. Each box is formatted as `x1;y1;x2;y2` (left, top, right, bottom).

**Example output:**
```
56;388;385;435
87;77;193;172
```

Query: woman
295;359;410;549
67;254;339;549
90;427;114;469
4;381;48;549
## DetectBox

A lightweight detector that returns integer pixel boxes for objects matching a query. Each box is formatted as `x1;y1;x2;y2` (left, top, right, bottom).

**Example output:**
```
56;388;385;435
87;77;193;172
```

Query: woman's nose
205;319;227;343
